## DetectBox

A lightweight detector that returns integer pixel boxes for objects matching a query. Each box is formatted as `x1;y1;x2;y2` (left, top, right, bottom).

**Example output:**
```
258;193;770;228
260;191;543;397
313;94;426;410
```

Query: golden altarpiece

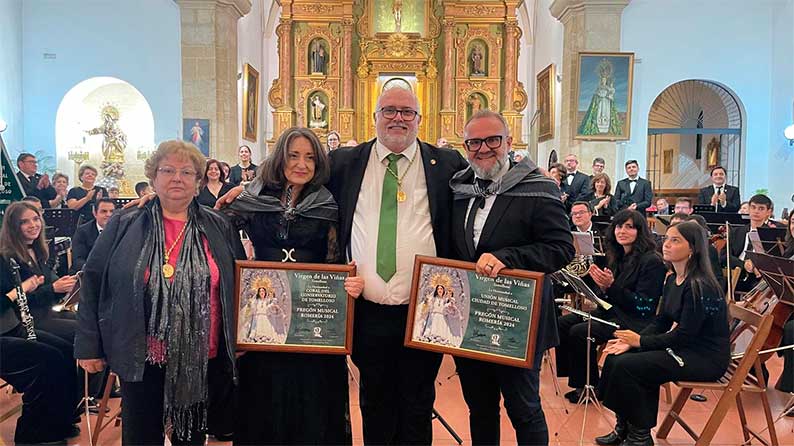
268;0;528;148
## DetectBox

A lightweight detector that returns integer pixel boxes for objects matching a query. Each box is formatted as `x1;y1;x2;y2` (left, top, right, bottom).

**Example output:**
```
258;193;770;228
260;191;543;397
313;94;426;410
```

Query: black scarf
143;199;211;440
229;178;338;222
449;158;561;201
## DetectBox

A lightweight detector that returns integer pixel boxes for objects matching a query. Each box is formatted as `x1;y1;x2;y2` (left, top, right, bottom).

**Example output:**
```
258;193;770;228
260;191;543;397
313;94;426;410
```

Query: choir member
228;145;258;186
197;158;234;208
697;166;741;213
67;165;108;223
582;173;617;217
614;160;652;212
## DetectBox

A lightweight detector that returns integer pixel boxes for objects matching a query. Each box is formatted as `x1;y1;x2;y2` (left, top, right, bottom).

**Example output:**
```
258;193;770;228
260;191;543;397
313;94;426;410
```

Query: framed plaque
234;260;355;354
404;255;544;368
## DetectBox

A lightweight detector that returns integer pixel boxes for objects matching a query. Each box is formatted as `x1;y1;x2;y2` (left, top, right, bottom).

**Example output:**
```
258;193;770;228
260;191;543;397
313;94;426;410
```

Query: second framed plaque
234;260;355;354
404;255;544;368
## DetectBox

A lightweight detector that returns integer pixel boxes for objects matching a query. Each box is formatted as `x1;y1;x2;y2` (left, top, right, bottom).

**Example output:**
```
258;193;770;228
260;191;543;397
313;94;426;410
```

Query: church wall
237;0;266;162
768;0;794;214
21;0;181;159
0;0;24;154
530;0;564;169
621;0;793;207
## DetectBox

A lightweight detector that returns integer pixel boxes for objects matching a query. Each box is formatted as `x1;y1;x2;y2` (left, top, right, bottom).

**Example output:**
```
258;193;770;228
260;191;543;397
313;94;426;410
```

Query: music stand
745;253;794;306
696;211;747;233
43;208;80;237
551;269;618;444
757;227;788;257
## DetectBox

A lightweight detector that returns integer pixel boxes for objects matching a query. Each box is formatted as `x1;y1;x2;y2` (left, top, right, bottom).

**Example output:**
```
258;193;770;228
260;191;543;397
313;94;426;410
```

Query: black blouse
640;275;730;359
582;192;618;218
67;186;109;223
0;253;63;334
197;183;235;208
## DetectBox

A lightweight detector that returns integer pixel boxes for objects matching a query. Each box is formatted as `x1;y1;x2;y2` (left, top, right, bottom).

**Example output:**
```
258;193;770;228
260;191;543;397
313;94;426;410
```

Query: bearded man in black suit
614;159;653;212
326;86;468;445
448;110;574;445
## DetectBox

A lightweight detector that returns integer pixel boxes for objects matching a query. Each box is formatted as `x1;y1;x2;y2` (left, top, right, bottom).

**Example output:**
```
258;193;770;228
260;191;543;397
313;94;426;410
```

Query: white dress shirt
350;141;436;305
465;162;510;250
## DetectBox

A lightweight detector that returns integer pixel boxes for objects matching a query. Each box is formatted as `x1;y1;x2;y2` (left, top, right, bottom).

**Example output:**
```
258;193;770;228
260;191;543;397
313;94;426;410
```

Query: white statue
309;95;327;129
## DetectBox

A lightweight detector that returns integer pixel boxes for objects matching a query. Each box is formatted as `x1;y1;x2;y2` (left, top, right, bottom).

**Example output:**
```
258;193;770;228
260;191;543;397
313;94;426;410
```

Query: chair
86;371;122;446
656;304;777;446
0;379;22;424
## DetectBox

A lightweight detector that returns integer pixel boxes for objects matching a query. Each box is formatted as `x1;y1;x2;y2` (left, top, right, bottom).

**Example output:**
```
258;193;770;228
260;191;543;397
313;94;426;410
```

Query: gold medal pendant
162;263;175;279
397;190;407;202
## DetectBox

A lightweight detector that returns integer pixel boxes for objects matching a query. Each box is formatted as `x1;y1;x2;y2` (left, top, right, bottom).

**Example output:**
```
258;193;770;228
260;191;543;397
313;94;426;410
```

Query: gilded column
503;19;519;111
278;19;294;108
441;19;455;110
342;18;354;109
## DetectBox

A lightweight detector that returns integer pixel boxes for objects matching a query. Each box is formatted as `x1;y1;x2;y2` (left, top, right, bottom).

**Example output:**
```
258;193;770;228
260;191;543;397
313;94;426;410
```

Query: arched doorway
646;80;743;196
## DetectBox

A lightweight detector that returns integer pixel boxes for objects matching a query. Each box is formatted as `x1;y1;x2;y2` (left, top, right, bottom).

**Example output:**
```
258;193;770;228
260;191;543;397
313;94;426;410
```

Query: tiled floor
1;354;792;445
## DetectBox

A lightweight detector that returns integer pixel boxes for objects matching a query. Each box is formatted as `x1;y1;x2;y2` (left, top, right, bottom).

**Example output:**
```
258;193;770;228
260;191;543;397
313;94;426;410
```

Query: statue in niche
706;137;720;168
309;95;327;129
87;105;127;164
468;94;484;115
310;40;327;75
392;0;403;33
470;44;485;76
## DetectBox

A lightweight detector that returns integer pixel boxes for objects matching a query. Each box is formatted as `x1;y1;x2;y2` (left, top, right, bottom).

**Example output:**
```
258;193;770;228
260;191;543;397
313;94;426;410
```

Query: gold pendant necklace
385;154;416;203
163;221;189;279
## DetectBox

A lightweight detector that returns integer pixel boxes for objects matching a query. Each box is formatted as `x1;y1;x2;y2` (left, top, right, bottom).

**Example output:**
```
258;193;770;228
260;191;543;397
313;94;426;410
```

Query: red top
149;216;221;359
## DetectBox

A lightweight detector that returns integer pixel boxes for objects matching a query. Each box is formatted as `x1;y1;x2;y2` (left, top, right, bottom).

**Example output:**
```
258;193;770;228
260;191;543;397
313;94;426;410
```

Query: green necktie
377;153;401;282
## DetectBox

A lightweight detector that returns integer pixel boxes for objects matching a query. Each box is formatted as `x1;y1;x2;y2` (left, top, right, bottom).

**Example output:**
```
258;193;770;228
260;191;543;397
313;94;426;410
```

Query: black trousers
776;318;794;393
0;326;77;444
120;360;227;445
598;349;726;428
555;310;619;389
455;353;548;446
351;299;443;445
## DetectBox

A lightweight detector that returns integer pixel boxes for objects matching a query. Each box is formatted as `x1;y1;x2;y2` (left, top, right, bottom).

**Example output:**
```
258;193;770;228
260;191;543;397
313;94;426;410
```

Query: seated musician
70;197;115;273
721;194;777;293
582;173;618;218
596;221;730;446
556;209;666;404
0;201;80;444
775;217;793;403
571;201;594;233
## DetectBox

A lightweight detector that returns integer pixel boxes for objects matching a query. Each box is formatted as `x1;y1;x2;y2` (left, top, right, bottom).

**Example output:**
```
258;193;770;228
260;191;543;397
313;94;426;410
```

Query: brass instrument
9;258;36;341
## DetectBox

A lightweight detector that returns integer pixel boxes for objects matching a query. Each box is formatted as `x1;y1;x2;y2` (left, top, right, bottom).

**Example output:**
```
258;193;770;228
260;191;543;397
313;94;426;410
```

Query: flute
9;258;37;341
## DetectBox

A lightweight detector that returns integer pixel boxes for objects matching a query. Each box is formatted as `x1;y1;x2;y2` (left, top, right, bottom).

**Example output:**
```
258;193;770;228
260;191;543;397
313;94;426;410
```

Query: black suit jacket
697;184;740;213
451;166;575;357
562;171;591;204
614;177;653;211
16;171;56;204
70;221;100;273
326;139;469;264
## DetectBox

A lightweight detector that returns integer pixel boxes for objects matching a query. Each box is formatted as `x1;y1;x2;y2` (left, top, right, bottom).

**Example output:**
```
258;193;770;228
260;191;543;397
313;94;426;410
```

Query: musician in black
556;209;666;404
0;201;79;444
596;221;730;446
15;153;57;204
70;198;116;273
721;194;777;293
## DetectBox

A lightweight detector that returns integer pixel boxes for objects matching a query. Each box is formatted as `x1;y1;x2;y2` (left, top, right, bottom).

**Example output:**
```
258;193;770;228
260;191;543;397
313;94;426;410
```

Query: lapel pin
430;159;437;165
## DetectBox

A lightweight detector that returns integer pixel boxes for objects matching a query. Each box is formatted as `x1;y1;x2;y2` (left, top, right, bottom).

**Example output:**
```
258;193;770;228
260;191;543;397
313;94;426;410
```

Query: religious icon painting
242;63;260;142
536;63;555;142
574;52;635;141
182;119;210;156
234;261;355;354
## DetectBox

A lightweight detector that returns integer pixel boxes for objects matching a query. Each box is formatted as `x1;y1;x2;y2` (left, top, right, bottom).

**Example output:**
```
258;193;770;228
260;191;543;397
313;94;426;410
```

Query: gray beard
471;154;508;180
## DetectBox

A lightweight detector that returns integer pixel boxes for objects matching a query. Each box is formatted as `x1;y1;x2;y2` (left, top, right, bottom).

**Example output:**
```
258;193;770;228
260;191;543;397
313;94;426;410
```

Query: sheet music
555;268;613;311
748;231;764;253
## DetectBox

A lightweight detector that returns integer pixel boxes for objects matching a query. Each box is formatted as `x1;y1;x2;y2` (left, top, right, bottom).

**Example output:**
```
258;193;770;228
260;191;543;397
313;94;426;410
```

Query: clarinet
9;258;37;341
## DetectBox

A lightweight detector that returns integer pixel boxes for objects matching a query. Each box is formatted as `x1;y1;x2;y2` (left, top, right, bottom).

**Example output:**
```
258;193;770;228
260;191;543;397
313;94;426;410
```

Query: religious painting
308;38;328;75
469;41;488;77
574;52;634;141
536;64;555;142
663;149;674;174
234;261;355;354
405;256;544;369
706;136;721;168
307;91;329;129
373;0;424;35
466;93;488;120
242;63;259;142
182;119;209;156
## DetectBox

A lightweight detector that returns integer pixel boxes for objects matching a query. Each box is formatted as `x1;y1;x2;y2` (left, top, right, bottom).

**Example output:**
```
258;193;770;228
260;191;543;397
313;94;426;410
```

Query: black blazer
697;184;741;213
70;221;100;273
451;166;575;356
614;177;653;211
597;250;666;331
562;171;591;204
16;171;56;204
582;192;618;218
326;139;468;261
1;252;63;334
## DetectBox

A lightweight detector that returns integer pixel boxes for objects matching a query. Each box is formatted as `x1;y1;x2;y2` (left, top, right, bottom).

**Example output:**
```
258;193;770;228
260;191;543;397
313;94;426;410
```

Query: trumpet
9;258;36;341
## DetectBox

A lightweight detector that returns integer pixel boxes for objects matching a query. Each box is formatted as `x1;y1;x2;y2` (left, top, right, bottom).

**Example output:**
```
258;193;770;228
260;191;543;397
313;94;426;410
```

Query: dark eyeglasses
377;107;419;121
464;135;504;152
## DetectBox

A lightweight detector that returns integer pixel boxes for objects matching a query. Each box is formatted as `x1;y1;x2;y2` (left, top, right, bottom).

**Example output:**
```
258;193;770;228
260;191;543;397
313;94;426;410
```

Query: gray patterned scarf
449;158;562;201
144;199;211;440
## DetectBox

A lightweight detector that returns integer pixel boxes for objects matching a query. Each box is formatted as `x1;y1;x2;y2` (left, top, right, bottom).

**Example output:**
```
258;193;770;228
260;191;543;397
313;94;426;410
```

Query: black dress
582;192;618;218
598;275;730;429
67;185;108;223
197;183;234;208
230;184;351;445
